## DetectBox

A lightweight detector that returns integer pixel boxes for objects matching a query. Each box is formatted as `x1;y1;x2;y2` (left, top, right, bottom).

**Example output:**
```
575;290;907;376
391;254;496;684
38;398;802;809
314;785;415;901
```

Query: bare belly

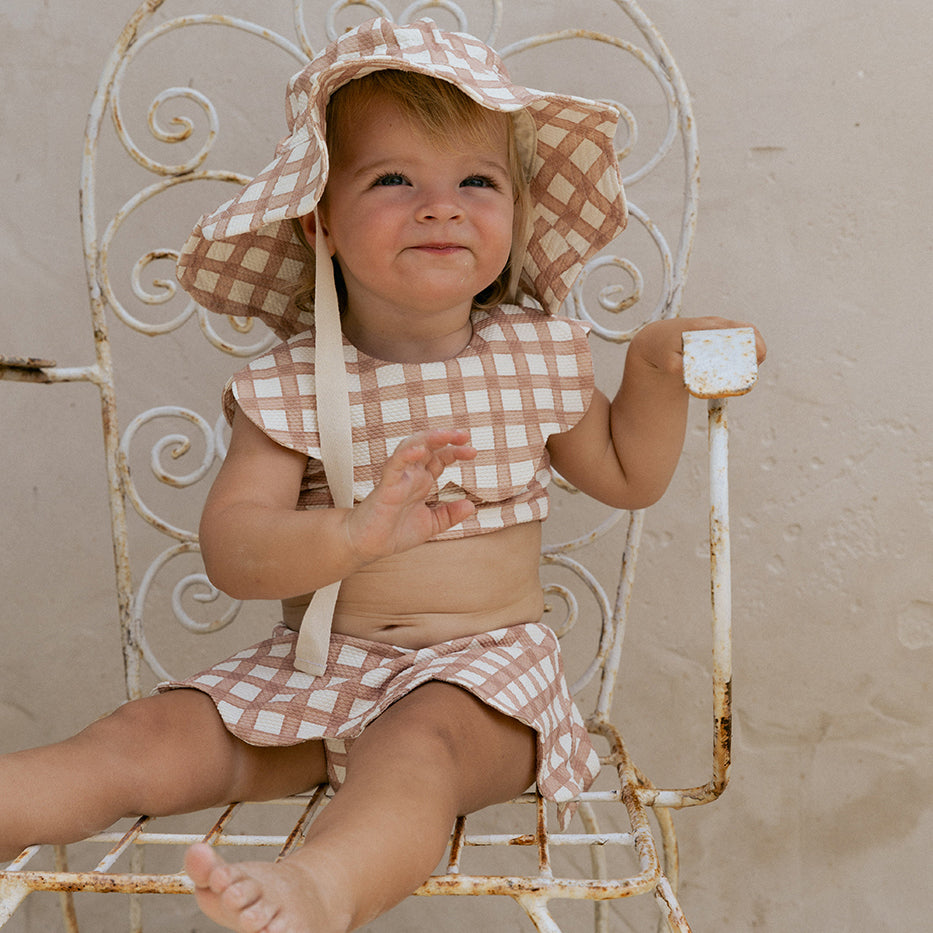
281;523;546;649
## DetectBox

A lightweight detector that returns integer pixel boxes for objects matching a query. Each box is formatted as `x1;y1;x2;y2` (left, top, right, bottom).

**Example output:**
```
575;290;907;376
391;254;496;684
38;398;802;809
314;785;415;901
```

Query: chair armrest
0;355;100;385
682;327;758;398
0;355;57;383
638;327;759;811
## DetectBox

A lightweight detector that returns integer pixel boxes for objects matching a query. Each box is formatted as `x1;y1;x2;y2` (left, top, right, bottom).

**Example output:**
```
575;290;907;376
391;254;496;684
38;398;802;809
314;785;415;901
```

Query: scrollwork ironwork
119;406;217;541
94;15;305;352
542;551;616;695
108;15;305;176
132;542;242;682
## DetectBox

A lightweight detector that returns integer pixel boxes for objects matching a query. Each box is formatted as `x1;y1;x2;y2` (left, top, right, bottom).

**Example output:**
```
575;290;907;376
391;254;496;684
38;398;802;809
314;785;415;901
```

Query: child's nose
416;188;464;222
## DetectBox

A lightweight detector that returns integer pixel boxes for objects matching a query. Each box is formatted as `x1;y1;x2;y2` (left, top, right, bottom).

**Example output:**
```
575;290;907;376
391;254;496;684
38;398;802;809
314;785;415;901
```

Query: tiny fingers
432;442;478;468
390;431;476;470
752;328;767;364
412;428;473;452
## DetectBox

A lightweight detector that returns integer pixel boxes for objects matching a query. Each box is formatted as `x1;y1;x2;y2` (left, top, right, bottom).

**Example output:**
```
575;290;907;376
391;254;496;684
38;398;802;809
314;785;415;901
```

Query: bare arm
547;317;766;510
199;406;477;600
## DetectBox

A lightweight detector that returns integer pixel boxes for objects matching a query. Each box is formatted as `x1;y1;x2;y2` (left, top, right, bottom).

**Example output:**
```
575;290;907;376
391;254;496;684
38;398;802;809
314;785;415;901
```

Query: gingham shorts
158;622;600;829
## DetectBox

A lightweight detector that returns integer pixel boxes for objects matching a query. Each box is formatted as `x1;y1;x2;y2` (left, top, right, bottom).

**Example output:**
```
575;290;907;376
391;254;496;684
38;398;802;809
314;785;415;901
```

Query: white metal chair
0;2;758;930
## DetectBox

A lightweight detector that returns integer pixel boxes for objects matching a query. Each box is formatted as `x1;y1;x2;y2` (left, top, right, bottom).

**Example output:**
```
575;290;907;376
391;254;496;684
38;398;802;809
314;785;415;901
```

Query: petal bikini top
223;304;595;539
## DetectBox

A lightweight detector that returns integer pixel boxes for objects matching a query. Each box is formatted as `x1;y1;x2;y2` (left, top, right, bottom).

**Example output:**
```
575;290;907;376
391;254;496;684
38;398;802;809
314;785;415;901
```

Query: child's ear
298;212;317;242
298;211;335;256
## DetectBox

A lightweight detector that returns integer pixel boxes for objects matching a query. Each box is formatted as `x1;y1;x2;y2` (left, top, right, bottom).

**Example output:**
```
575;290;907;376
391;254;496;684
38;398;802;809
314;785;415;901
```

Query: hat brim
177;17;627;338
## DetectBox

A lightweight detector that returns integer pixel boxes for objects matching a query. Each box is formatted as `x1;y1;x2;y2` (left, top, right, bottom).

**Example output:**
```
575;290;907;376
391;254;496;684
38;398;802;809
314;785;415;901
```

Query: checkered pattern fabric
158;622;600;830
222;305;594;539
175;17;627;337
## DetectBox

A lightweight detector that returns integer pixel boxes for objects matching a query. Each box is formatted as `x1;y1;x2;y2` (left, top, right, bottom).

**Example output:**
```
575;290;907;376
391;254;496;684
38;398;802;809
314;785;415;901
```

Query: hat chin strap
293;209;354;676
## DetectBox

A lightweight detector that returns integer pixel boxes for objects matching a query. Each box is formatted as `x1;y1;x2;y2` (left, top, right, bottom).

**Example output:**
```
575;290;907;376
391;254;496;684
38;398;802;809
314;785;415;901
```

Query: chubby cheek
488;228;515;278
487;208;513;250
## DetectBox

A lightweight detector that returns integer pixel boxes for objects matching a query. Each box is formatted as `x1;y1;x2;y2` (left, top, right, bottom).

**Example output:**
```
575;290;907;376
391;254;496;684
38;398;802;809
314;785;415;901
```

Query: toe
240;898;281;932
219;870;264;911
184;842;223;888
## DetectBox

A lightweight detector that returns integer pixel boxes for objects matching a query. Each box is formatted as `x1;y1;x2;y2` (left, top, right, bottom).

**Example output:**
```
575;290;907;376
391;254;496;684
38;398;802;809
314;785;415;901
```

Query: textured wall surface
1;1;930;931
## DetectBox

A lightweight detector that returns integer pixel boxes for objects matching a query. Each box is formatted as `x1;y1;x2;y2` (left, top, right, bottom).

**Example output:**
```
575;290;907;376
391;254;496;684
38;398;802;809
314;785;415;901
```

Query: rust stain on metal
445;816;467;873
535;793;552;878
276;785;328;859
0;355;57;371
683;327;758;399
711;678;733;794
0;356;56;384
2;869;193;896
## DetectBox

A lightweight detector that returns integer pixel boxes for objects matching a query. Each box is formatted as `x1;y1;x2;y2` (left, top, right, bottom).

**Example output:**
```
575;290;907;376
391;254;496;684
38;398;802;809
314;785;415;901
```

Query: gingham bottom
158;622;600;829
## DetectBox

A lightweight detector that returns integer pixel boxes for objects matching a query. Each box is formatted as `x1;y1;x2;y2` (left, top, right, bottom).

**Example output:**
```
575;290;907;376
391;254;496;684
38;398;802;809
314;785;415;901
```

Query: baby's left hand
630;316;767;379
345;429;477;563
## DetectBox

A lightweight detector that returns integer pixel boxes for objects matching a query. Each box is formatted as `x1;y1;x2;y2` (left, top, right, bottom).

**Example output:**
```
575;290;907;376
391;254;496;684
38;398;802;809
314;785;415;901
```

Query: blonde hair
294;70;531;315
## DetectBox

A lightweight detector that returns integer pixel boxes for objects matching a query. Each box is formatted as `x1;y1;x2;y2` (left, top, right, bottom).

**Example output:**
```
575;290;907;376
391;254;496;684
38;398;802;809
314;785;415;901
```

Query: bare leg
0;689;327;861
185;681;537;933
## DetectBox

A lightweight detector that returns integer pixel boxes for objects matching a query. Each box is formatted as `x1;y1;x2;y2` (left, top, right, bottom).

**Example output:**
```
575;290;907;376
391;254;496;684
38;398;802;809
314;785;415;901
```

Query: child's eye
372;172;409;187
461;174;501;190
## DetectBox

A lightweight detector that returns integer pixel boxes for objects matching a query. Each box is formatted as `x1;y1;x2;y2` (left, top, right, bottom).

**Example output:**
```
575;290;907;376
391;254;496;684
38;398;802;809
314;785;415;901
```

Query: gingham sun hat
177;16;628;676
177;16;627;338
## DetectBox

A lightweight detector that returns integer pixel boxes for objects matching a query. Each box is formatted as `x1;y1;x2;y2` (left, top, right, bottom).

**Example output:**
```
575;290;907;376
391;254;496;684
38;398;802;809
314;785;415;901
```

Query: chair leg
0;879;31;928
129;845;144;933
576;801;610;933
653;806;680;896
654;875;691;932
518;895;564;933
54;845;81;933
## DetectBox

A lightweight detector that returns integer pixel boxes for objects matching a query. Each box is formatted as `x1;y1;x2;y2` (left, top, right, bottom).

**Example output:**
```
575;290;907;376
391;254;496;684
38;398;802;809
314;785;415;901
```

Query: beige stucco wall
1;1;930;930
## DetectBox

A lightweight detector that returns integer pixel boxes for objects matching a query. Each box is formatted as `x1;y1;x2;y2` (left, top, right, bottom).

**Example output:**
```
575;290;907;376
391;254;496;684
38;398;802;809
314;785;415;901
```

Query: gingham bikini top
223;304;594;540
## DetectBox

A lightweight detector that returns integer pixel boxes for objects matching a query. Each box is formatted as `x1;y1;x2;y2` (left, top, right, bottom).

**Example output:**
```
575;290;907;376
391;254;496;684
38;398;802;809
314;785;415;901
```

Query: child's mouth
415;243;464;254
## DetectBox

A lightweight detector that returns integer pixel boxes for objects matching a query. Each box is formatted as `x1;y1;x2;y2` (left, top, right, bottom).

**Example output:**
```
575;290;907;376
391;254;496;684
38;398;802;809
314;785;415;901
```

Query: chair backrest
72;0;699;719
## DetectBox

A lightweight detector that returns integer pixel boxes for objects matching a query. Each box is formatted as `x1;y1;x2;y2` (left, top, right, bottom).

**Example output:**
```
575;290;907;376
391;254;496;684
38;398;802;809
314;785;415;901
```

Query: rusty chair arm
0;356;102;386
637;328;758;810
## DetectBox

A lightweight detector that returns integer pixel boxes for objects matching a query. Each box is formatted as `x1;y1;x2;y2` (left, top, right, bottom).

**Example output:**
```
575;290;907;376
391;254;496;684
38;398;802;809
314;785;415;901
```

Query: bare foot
184;843;352;933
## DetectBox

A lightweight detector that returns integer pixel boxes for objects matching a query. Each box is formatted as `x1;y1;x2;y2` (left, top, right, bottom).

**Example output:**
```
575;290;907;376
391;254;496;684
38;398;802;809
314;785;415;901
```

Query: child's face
315;91;515;326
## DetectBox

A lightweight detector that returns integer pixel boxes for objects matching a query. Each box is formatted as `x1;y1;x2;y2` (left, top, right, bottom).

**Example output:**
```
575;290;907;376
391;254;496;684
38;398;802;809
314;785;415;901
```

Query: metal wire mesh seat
0;2;758;930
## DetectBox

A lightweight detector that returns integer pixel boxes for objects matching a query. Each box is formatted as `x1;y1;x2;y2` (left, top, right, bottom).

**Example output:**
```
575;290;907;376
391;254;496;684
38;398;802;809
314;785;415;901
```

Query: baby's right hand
344;430;477;562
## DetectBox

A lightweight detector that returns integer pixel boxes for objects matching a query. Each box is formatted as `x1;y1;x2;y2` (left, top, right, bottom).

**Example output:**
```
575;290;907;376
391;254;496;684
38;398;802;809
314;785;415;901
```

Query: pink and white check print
223;305;594;539
160;621;600;830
